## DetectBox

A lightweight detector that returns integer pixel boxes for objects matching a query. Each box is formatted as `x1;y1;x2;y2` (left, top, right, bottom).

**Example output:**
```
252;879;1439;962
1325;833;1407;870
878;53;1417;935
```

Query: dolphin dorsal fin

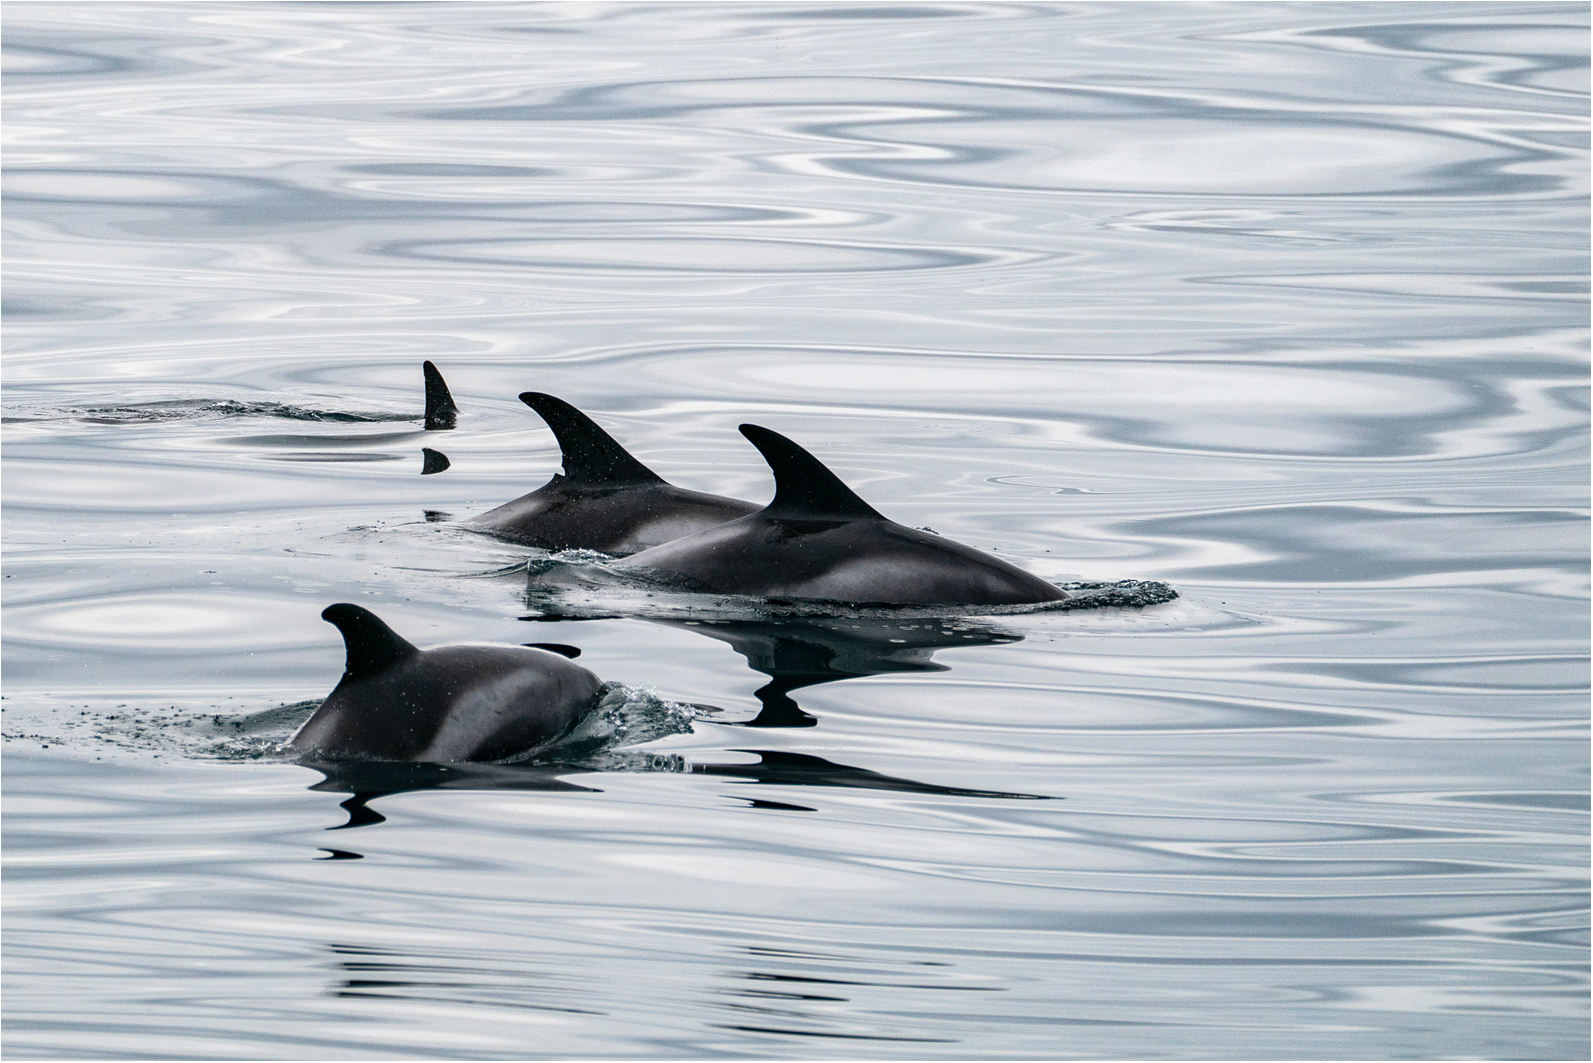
519;393;665;487
422;361;458;430
524;642;581;659
739;424;884;521
322;604;420;679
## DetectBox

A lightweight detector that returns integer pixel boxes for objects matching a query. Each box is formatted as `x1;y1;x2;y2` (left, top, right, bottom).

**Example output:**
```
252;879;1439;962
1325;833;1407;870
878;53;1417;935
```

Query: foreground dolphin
290;604;604;762
615;426;1069;607
471;393;758;554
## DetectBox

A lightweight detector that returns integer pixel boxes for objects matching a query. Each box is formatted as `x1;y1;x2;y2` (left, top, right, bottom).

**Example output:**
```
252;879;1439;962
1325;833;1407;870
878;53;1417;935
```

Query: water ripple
3;2;1585;1059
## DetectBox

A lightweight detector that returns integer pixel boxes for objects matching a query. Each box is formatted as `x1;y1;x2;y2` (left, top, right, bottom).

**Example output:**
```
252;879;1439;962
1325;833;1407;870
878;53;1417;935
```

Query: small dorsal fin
422;361;458;430
739;425;884;521
322;604;419;679
523;642;582;659
519;393;665;486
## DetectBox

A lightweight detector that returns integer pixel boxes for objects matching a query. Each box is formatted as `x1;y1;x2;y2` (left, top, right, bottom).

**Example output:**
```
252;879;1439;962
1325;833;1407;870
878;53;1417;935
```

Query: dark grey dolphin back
322;603;419;679
520;392;665;487
298;605;604;763
614;427;1069;606
422;361;458;430
470;394;757;554
739;424;883;521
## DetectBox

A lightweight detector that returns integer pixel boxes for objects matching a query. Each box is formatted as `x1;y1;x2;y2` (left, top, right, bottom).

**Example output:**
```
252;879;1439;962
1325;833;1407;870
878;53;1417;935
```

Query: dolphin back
615;428;1068;606
469;395;757;553
293;634;605;763
621;519;1068;606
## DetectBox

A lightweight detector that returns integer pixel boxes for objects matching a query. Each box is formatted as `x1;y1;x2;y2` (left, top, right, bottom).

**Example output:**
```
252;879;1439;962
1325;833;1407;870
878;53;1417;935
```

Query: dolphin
289;604;604;763
614;425;1069;607
470;392;758;555
218;360;458;449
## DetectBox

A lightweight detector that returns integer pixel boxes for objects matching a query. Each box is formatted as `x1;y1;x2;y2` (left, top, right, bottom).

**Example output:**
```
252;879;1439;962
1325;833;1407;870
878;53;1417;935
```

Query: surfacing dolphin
615;425;1069;607
289;604;604;763
219;360;458;447
470;392;758;555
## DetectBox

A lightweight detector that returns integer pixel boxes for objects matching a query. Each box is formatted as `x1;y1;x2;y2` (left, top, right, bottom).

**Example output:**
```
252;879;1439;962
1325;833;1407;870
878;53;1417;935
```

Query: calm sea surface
3;3;1587;1059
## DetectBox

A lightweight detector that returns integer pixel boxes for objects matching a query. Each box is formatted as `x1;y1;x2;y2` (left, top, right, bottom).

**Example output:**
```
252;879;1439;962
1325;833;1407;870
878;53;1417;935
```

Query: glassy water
4;3;1587;1058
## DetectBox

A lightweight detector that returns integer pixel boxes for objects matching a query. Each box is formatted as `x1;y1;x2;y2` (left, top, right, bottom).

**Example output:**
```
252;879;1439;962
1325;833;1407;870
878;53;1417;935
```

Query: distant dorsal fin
422;361;457;430
739;424;884;521
322;603;420;679
519;393;665;486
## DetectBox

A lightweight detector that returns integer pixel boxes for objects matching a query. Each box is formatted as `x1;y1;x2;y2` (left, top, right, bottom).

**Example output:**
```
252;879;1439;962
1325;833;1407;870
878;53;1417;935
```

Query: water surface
3;2;1587;1059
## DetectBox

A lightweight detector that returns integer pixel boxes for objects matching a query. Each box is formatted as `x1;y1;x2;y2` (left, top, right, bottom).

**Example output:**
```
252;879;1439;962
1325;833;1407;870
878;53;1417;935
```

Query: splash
1;683;700;767
0;697;320;762
501;682;699;763
4;399;421;425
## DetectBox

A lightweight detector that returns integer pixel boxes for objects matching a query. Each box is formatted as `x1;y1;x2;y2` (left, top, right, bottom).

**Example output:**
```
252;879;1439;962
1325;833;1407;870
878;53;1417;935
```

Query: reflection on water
308;744;1047;833
3;2;1586;1059
308;761;602;831
420;447;451;475
689;749;1048;803
652;616;1023;726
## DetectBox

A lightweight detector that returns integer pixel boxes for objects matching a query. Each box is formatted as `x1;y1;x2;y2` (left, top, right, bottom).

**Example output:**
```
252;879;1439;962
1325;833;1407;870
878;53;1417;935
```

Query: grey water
2;2;1587;1058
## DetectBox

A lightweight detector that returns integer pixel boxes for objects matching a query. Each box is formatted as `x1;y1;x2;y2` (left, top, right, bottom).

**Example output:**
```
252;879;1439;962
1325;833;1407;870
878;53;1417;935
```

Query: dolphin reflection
305;759;603;829
693;750;1048;804
304;741;1048;832
650;616;1023;727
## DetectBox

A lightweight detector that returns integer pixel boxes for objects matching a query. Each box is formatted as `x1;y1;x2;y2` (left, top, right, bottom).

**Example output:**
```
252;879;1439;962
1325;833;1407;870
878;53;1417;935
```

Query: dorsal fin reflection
695;750;1048;800
649;615;1022;727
